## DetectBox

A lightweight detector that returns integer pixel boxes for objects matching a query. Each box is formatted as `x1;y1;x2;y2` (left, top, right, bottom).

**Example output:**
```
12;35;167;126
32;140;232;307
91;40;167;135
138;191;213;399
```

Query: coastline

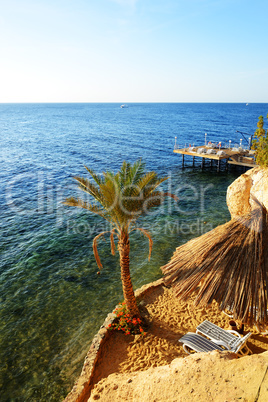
64;278;268;401
64;279;165;401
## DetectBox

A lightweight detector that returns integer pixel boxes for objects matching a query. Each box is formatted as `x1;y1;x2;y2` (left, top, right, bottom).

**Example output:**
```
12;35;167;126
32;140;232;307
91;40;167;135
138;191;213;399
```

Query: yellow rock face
88;351;268;402
227;167;268;218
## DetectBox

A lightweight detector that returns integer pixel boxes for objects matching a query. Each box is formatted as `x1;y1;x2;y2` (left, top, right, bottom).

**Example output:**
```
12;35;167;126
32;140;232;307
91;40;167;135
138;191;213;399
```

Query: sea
0;102;267;401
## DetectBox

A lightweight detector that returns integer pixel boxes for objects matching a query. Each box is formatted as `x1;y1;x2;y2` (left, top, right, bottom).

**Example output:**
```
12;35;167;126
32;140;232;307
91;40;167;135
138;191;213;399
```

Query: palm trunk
118;232;140;318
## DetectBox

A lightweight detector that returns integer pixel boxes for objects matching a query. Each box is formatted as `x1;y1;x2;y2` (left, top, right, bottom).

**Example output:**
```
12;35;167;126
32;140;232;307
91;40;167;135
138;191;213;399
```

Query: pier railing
174;141;251;152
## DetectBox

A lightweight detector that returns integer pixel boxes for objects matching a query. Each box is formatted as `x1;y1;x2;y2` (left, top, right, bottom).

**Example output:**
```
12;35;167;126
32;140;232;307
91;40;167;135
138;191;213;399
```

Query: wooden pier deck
173;145;257;171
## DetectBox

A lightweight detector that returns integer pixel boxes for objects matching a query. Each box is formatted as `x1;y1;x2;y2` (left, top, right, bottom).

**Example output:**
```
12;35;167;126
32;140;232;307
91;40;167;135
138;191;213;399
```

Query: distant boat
120;104;128;108
246;103;249;106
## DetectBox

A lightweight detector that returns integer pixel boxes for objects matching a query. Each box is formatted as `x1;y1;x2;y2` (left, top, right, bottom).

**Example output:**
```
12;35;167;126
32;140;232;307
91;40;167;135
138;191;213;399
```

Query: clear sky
0;0;267;103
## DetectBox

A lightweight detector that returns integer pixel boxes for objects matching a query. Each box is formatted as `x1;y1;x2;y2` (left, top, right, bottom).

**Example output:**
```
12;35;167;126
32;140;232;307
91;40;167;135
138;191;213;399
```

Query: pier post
192;156;195;167
201;157;204;170
217;159;220;172
182;154;185;168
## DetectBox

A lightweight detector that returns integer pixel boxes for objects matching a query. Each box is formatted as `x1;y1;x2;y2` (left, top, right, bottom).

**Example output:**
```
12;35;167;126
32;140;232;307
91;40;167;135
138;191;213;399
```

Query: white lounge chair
196;320;252;356
207;149;217;155
179;332;228;354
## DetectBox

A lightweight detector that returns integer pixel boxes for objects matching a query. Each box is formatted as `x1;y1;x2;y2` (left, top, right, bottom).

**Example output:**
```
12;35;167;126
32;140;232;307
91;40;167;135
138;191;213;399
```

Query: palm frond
135;228;153;261
135;171;157;191
84;165;104;186
63;197;107;219
100;176;136;227
63;196;90;209
162;192;179;201
110;229;118;256
93;232;106;269
144;191;179;211
136;173;168;195
120;159;146;188
118;160;129;187
99;180;119;211
120;173;166;205
74;176;103;202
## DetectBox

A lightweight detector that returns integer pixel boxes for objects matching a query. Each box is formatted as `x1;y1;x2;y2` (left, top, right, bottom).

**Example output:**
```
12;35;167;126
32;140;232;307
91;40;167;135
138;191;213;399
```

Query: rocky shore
64;167;268;401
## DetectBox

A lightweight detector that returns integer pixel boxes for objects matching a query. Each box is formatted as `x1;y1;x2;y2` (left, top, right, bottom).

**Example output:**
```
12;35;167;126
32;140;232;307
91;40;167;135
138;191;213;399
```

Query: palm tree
64;159;176;318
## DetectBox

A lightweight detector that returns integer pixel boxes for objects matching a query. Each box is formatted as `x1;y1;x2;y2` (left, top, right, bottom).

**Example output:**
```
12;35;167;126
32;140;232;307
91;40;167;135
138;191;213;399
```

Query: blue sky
0;0;267;102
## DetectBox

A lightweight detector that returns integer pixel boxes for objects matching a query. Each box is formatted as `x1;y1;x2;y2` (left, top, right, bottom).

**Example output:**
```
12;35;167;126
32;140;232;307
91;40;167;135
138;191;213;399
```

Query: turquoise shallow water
0;103;267;401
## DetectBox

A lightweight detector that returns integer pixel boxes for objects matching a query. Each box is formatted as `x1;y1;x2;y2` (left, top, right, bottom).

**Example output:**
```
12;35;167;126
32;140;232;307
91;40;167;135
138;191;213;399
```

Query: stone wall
63;278;164;402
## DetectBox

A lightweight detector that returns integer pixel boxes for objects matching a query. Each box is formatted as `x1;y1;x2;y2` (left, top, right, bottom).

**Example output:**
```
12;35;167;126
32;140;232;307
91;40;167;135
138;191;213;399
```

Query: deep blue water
0;102;267;401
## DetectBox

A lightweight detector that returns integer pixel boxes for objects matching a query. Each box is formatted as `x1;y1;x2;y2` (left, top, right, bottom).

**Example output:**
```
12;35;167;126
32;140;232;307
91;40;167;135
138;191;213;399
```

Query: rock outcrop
227;166;268;218
89;350;268;402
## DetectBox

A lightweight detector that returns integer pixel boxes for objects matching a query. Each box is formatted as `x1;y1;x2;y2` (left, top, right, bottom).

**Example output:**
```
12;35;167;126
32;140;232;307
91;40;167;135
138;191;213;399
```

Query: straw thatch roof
161;199;268;328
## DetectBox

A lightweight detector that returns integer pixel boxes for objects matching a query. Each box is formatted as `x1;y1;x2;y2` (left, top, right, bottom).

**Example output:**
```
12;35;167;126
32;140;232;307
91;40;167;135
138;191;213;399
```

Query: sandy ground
89;351;268;401
89;284;268;400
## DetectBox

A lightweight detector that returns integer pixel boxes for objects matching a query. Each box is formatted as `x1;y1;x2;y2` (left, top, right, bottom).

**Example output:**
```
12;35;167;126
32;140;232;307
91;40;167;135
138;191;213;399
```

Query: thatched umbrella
161;198;268;328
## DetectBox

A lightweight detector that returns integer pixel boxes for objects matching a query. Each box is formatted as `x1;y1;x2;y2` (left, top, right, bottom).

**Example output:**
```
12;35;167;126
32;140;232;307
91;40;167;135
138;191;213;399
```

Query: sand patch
90;284;268;390
89;350;268;402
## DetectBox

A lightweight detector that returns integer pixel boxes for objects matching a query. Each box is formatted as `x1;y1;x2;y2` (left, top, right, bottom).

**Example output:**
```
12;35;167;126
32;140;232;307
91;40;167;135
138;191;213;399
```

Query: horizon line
0;101;267;104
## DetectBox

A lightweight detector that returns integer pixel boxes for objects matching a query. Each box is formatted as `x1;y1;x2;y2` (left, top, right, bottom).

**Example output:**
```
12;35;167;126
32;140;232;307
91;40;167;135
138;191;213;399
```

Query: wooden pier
174;145;257;172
